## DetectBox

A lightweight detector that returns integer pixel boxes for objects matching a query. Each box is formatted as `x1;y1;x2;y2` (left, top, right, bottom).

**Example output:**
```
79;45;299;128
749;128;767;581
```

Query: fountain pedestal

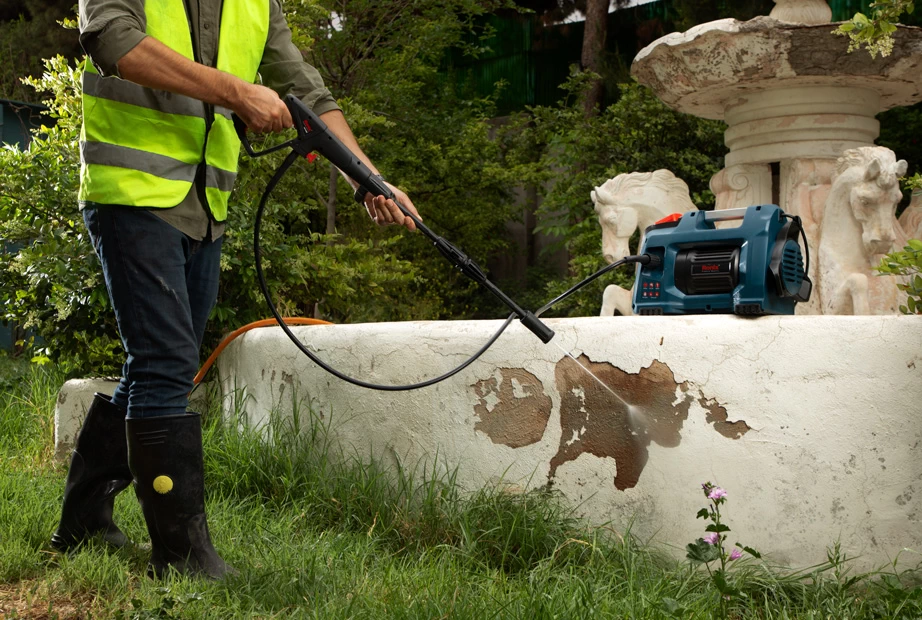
631;6;922;313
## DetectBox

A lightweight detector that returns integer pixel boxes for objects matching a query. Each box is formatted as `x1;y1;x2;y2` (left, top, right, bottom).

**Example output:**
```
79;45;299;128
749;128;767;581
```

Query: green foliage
0;57;122;375
501;75;727;316
207;397;591;573
222;0;525;325
0;0;81;102
835;0;915;58
113;589;203;620
875;238;922;314
301;0;522;319
906;172;922;191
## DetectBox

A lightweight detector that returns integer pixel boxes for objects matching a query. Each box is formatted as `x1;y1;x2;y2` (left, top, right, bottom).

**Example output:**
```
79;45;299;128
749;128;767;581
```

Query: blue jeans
83;206;223;418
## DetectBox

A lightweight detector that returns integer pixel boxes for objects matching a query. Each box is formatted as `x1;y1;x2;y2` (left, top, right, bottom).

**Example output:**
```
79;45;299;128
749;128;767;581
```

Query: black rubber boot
127;412;235;579
51;393;132;551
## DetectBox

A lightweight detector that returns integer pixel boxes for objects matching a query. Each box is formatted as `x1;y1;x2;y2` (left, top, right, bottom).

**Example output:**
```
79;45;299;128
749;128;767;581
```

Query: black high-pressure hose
535;254;660;318
240;95;651;391
252;149;516;392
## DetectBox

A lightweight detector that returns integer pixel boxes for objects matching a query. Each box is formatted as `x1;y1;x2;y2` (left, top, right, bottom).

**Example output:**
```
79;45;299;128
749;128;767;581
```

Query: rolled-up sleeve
79;0;148;77
260;0;340;115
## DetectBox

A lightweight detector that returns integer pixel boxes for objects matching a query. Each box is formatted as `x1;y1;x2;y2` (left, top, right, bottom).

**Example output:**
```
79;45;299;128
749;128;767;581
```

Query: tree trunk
582;0;609;116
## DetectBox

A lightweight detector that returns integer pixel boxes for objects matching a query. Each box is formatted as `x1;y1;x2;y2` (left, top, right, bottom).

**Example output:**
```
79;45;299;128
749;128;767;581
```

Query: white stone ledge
212;315;919;569
54;378;118;462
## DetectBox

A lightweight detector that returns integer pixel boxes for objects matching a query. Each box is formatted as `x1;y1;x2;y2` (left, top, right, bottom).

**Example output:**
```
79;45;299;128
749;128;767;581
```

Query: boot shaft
127;412;234;579
127;413;206;518
52;393;131;550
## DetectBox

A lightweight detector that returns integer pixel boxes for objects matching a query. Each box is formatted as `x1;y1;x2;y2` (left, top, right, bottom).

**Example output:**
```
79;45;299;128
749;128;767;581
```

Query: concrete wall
54;378;120;462
55;316;919;569
212;315;922;571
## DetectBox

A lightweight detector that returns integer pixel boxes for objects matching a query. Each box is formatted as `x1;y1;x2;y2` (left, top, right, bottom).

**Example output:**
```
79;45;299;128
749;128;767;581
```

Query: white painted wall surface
54;378;118;462
214;315;922;571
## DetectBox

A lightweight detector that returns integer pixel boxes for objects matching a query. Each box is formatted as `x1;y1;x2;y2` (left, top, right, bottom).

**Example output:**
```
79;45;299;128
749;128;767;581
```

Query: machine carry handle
703;207;750;222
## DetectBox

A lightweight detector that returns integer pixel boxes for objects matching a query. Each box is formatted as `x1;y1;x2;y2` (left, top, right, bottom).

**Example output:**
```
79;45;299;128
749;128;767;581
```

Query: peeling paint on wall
698;396;751;439
472;368;552;448
549;356;694;490
468;355;750;491
549;356;749;491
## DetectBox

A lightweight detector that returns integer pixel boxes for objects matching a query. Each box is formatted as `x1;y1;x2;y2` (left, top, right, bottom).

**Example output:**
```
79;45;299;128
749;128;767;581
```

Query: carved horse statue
593;170;698;316
819;147;908;315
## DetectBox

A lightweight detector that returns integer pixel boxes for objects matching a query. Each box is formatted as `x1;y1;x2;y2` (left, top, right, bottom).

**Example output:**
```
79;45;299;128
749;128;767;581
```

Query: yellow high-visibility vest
79;0;269;221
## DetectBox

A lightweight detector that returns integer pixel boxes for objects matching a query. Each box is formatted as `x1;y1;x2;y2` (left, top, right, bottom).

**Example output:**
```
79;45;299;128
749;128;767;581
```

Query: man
52;0;420;579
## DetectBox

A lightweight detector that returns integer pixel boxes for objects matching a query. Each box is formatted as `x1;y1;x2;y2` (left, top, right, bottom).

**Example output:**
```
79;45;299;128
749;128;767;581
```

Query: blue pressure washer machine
632;205;812;316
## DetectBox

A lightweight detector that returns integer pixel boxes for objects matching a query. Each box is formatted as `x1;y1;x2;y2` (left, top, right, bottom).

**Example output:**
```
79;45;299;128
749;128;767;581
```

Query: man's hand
315;110;421;232
360;183;421;232
230;83;292;133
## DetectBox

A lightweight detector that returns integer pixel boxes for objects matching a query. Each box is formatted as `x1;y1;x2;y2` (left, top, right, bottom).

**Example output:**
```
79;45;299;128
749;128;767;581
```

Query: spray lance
232;96;661;391
236;96;553;342
233;94;602;391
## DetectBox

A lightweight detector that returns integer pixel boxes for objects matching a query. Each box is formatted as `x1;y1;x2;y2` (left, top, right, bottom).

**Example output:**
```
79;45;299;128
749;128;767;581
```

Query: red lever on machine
655;213;684;225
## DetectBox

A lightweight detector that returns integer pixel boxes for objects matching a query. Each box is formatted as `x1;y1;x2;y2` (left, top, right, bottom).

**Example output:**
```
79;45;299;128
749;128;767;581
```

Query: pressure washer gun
233;94;555;344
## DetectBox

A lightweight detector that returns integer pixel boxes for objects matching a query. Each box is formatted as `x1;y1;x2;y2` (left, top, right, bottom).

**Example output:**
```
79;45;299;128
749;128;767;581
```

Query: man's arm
117;36;420;230
117;37;291;133
318;110;420;231
118;22;418;230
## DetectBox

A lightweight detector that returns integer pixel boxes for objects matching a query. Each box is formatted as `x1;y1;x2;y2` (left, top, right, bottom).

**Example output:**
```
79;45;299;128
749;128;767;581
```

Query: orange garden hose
192;317;332;386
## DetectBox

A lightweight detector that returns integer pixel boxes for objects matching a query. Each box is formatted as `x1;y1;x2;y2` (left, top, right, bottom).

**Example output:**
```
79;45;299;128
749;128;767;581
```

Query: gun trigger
302;119;312;132
306;153;318;163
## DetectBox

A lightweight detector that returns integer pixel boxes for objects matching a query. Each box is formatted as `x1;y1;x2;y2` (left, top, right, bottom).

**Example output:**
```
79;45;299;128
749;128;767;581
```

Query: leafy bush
876;239;922;314
0;57;122;374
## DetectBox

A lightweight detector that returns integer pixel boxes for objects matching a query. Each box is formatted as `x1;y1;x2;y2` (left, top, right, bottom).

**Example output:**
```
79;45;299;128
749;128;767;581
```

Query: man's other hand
361;183;421;232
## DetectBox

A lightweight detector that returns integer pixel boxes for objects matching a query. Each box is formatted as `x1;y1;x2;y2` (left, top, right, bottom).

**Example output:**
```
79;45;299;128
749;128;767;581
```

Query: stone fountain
625;0;922;314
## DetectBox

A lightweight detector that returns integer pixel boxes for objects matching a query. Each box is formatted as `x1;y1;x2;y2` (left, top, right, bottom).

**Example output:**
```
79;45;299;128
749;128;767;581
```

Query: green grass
1;357;921;619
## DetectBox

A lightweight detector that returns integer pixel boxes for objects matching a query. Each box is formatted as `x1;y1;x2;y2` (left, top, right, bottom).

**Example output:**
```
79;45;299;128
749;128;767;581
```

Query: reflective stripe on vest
79;0;269;220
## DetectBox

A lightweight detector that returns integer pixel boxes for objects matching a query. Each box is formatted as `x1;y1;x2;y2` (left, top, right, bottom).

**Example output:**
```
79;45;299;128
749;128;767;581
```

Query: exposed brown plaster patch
549;356;693;491
472;368;552;448
468;357;747;493
698;396;751;439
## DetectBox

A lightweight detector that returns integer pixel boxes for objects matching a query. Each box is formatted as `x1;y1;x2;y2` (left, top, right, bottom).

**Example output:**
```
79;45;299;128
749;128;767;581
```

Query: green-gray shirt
78;0;340;240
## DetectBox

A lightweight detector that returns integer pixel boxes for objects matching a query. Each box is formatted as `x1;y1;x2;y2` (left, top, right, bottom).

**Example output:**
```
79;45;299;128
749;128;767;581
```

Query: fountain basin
207;315;921;570
632;17;922;166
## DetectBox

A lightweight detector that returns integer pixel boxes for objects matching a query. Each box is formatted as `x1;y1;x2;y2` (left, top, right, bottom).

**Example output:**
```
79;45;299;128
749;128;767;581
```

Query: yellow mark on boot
153;476;174;494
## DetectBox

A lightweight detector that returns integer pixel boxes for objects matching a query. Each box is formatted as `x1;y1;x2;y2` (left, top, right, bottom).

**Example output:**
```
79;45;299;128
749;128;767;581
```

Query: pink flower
704;532;720;545
729;548;743;561
708;487;727;501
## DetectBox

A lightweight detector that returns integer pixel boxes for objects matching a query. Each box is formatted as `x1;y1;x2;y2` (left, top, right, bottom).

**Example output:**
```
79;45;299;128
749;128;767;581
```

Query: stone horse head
819;147;908;314
592;170;697;264
831;147;907;256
